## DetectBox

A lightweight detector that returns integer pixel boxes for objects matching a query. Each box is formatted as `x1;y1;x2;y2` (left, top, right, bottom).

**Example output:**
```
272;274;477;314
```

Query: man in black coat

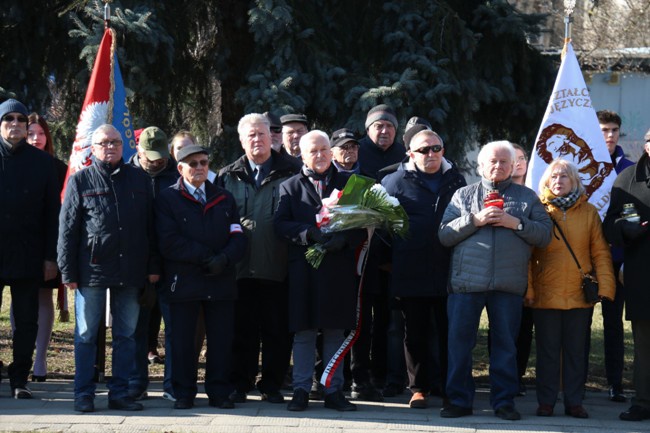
0;98;59;399
274;130;362;412
382;129;466;409
58;124;160;413
604;129;650;422
127;126;180;402
156;145;247;410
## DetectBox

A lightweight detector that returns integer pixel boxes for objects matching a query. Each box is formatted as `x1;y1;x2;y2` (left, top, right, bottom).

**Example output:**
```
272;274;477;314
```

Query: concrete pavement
0;380;647;432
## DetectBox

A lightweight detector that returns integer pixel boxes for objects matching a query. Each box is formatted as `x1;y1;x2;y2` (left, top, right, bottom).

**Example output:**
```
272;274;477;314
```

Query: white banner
525;42;616;219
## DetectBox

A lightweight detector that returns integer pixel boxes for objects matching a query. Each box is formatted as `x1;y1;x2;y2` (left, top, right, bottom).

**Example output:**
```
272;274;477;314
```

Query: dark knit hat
176;145;208;162
365;104;398;130
0;99;29;121
405;116;432;132
403;124;431;148
330;128;359;148
139;126;169;160
264;111;282;129
280;113;309;126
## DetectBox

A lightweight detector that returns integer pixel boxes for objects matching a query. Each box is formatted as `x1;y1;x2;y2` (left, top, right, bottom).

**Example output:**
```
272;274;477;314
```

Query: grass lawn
0;288;634;389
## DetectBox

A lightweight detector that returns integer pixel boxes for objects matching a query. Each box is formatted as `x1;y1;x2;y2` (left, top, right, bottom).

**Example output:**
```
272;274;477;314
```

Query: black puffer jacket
0;139;60;280
58;159;159;288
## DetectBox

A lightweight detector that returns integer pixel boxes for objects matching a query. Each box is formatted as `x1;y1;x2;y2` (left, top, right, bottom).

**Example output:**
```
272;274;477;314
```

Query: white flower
385;194;400;207
370;184;387;195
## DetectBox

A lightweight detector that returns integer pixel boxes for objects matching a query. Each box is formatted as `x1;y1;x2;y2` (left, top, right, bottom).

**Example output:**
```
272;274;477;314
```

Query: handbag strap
549;215;586;275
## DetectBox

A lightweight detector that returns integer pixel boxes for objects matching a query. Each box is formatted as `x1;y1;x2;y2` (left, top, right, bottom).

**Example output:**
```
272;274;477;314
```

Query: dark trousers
400;297;447;394
601;263;625;386
631;320;650;409
1;279;39;389
534;308;592;407
147;299;162;353
170;299;234;402
230;279;291;394
351;291;388;386
517;306;534;379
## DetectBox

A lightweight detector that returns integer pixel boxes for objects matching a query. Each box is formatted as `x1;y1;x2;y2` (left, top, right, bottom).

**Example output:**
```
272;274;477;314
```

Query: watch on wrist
517;220;524;231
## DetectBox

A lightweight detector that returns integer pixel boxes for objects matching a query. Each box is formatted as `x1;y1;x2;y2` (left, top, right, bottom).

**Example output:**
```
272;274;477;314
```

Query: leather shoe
440;404;473;418
324;391;357;411
609;385;626;402
260;390;285;404
409;392;428;409
209;397;235;409
495;405;521;420
619;405;650;421
351;382;384;402
74;396;95;413
174;399;193;410
229;390;247;403
287;388;309;411
536;404;553;417
108;397;143;411
564;405;588;418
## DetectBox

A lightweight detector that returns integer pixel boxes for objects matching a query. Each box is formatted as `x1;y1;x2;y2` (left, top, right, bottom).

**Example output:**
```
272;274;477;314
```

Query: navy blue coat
155;178;247;303
274;168;364;332
382;159;466;297
358;136;406;180
0;140;60;280
58;159;159;288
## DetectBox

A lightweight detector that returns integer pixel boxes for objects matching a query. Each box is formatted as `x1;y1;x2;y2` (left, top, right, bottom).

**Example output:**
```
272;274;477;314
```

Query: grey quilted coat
438;178;552;296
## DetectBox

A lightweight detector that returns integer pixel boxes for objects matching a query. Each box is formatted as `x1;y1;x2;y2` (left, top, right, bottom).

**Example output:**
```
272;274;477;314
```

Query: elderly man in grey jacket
438;141;551;421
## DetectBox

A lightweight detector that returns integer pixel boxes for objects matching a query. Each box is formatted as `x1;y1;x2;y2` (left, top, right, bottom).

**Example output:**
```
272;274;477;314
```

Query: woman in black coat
274;131;363;412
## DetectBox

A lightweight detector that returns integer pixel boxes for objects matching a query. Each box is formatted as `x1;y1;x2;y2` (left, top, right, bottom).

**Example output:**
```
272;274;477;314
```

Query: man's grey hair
478;140;516;167
409;129;445;149
92;124;121;144
237;113;270;139
299;130;330;153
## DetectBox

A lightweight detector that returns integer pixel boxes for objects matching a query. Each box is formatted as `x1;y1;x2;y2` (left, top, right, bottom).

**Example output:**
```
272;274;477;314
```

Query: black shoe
32;375;47;383
620;405;650;421
382;383;404;398
287;389;309;411
260;390;285;404
13;386;33;399
108;397;144;411
229;390;247;403
174;399;194;410
351;382;384;402
440;404;473;418
209;397;235;409
495;405;521;420
127;388;148;401
308;382;324;400
324;391;357;411
74;396;95;413
564;405;588;419
609;385;627;402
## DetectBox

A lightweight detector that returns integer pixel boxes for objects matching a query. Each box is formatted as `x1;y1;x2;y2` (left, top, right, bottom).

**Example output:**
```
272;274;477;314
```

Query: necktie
254;166;263;188
194;188;206;204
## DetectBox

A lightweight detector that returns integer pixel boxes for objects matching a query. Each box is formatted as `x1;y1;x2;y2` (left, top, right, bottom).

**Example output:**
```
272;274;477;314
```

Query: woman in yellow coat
526;159;615;419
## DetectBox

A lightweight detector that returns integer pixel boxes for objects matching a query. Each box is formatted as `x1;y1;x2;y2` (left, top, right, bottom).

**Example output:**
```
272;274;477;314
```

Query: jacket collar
402;157;452;175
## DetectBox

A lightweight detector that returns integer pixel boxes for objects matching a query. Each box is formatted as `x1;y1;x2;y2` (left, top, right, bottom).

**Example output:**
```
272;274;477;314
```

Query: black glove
138;280;157;309
203;253;228;276
616;218;647;240
307;227;330;244
321;233;348;253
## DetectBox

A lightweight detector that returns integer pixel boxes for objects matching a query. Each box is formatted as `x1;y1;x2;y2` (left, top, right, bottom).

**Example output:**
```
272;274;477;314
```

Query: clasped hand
473;207;519;230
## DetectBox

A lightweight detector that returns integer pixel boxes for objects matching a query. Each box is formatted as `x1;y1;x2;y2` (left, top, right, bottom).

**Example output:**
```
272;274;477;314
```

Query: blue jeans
447;291;522;410
74;286;140;400
293;329;345;394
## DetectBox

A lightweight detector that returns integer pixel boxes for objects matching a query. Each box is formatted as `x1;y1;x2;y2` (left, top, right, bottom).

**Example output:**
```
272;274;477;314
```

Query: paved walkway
0;381;647;432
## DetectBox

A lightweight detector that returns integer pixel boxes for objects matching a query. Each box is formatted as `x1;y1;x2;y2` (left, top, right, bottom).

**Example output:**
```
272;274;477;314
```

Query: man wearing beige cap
128;126;179;402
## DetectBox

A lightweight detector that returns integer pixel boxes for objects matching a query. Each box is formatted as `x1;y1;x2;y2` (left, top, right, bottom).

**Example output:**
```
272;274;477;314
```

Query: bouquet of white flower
306;174;409;268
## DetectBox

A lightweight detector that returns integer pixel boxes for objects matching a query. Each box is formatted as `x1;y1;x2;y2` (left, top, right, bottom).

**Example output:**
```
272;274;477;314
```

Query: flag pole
104;0;111;30
563;0;576;43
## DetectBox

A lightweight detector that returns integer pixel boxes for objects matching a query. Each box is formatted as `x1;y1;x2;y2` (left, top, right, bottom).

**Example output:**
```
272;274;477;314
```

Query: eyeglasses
2;115;28;123
182;159;209;168
93;139;123;147
413;145;443;154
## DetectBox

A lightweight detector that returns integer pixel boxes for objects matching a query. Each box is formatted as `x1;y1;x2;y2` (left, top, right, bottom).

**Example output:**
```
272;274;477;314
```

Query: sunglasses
183;159;209;168
2;115;28;123
93;139;123;147
270;127;282;133
413;144;442;154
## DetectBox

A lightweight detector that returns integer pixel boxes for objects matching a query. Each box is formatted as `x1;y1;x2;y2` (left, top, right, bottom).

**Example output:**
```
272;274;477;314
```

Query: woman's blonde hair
538;158;585;196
